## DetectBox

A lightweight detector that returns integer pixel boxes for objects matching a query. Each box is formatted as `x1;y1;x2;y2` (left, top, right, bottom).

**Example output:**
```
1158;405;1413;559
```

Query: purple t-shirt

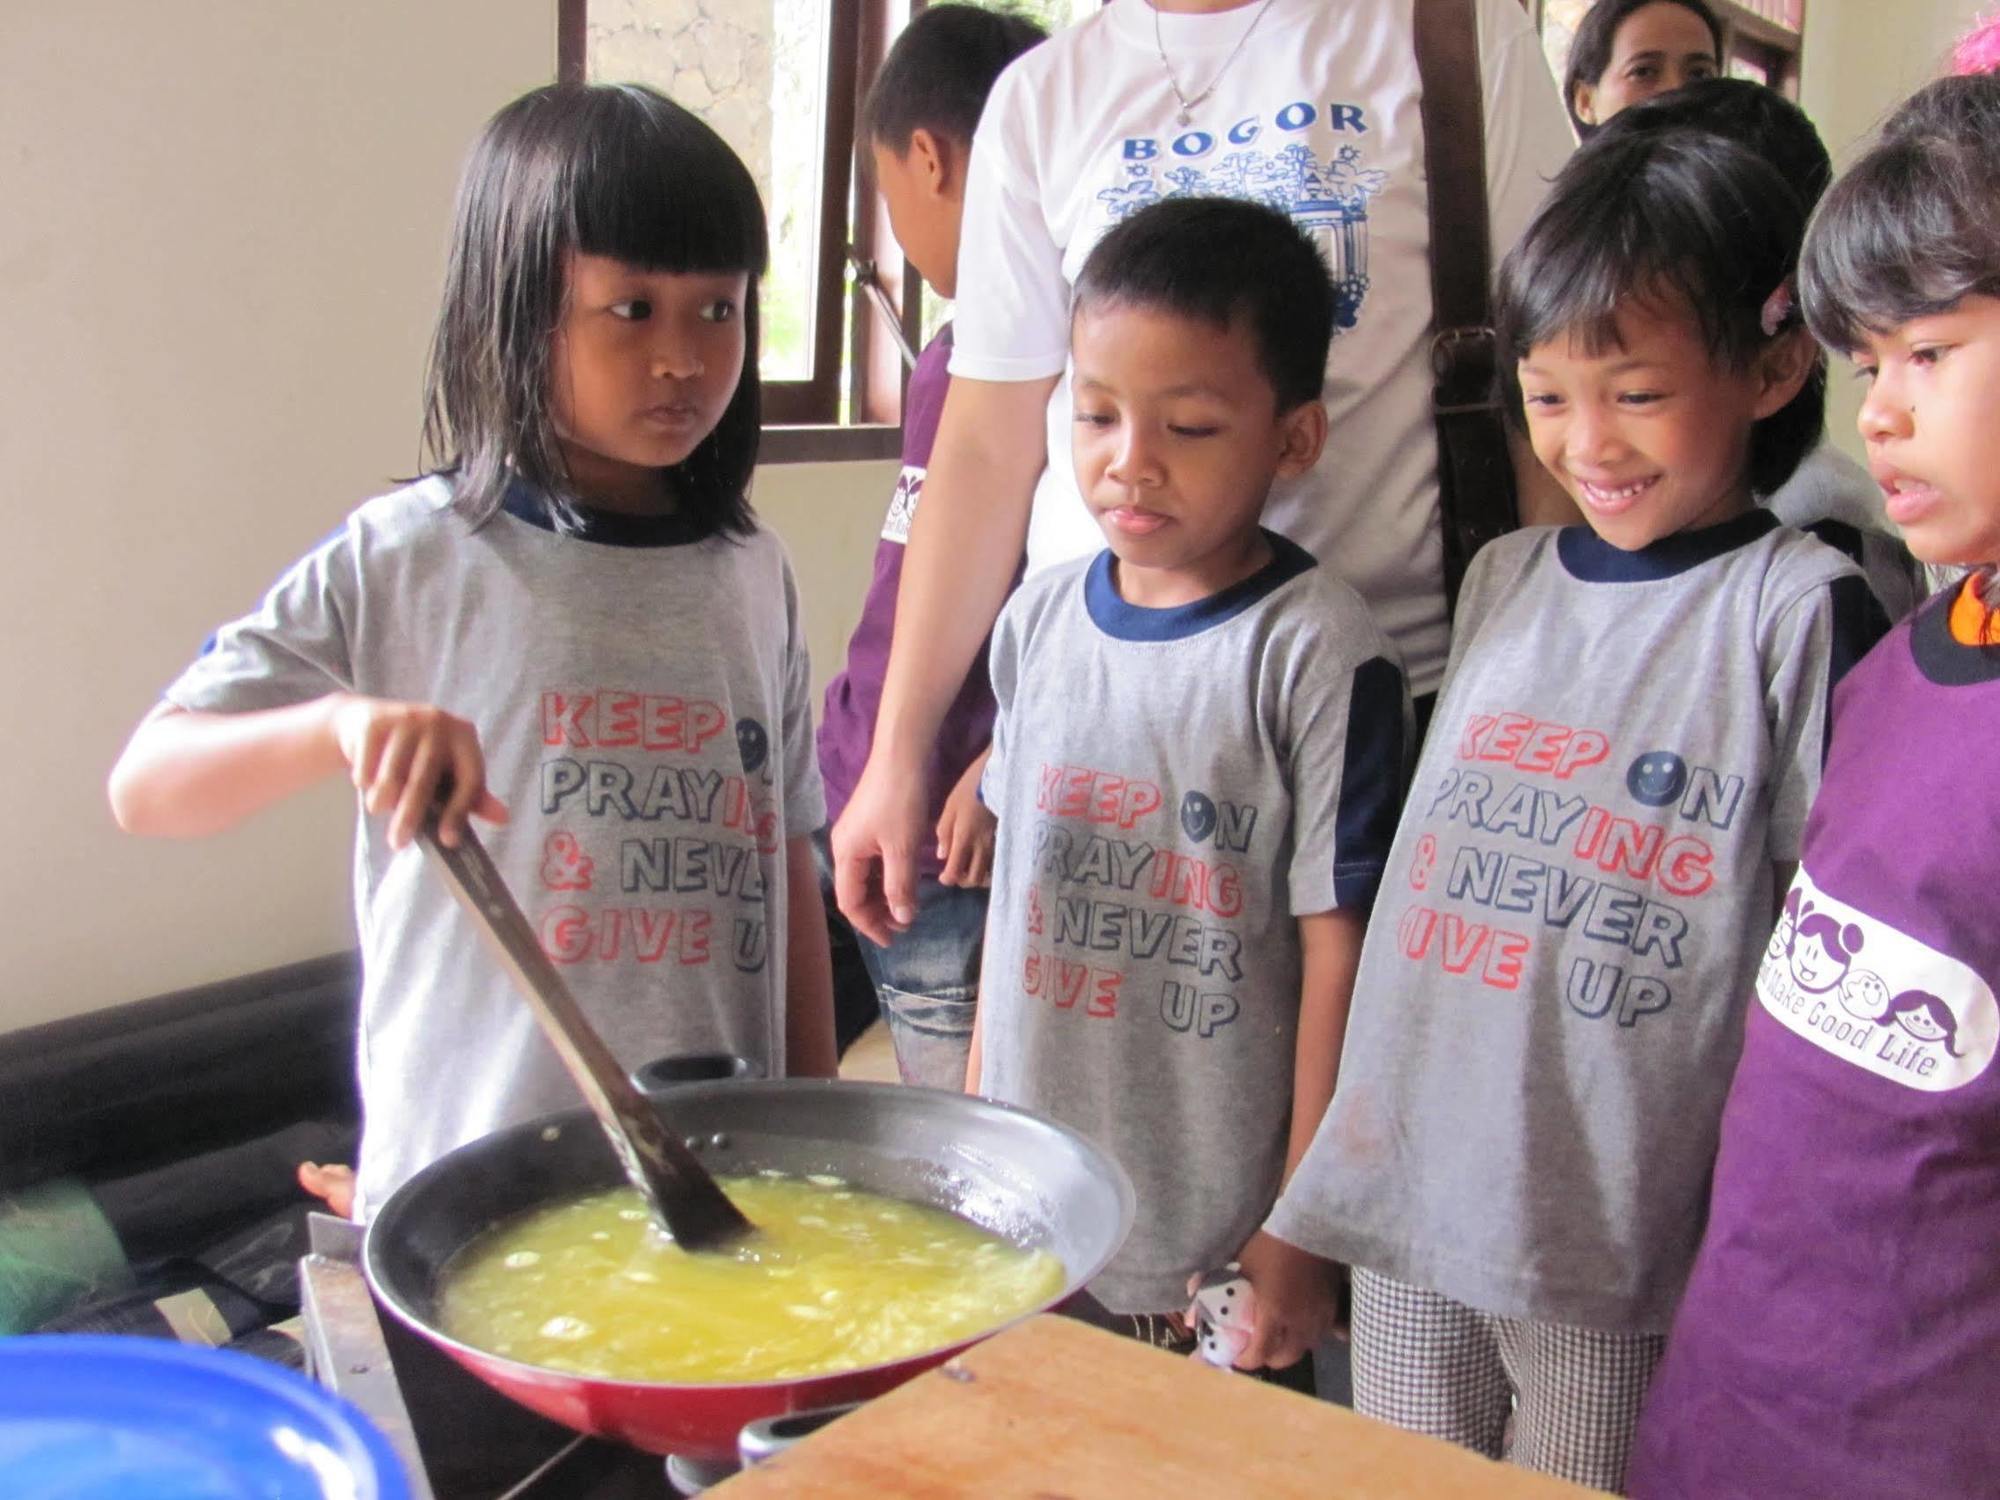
1630;591;2000;1500
817;326;1000;875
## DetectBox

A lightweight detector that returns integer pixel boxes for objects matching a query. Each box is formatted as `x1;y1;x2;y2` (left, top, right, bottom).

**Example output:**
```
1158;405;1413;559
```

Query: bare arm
1285;907;1366;1179
1230;905;1366;1370
935;743;996;889
782;834;839;1079
831;373;1057;943
109;699;348;838
108;695;504;847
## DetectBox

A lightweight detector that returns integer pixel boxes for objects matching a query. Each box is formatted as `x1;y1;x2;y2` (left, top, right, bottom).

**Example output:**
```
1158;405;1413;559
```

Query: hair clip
1951;12;2000;76
1760;278;1797;338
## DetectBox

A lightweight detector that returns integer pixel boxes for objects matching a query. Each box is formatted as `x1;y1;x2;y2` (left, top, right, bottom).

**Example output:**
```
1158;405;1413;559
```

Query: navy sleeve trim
1803;518;1865;569
1821;572;1891;763
1826;572;1889;687
1332;655;1408;909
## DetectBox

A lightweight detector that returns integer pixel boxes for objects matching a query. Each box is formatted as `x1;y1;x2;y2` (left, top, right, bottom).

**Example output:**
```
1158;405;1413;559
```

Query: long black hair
421;83;768;536
1564;0;1723;137
1496;128;1824;497
1800;73;2000;355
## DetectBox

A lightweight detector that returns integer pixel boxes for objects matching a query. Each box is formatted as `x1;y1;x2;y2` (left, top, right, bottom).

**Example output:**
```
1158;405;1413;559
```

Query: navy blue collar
1084;530;1316;641
501;477;706;548
1557;508;1778;583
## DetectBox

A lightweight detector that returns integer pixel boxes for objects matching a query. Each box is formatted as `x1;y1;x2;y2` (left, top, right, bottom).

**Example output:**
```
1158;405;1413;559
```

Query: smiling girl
1266;126;1881;1492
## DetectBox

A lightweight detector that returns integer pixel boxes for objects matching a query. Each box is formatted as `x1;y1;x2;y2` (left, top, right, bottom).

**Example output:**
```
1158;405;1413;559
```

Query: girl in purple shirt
1631;71;2000;1500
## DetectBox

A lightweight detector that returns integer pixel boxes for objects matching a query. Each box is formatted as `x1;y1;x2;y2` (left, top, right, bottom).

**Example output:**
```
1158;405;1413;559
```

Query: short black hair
1594;77;1832;212
422;83;767;537
1565;0;1723;137
1072;197;1334;411
1801;73;2000;355
863;4;1047;154
1496;128;1824;496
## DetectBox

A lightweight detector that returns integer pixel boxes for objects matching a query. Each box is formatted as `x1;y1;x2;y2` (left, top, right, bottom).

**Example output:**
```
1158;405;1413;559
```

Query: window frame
1712;2;1806;97
557;0;911;461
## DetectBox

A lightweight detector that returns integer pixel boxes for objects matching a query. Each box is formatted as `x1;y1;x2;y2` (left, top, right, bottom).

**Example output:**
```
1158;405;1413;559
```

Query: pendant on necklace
1176;109;1192;125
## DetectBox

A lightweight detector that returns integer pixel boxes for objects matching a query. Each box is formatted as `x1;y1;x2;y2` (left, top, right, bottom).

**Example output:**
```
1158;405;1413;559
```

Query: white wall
755;461;903;713
0;2;889;1031
1800;0;1989;462
1802;0;1986;155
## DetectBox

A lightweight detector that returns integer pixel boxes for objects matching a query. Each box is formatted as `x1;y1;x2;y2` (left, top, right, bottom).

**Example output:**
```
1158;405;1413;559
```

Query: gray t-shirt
1268;512;1882;1333
1766;440;1926;622
165;479;824;1215
980;535;1408;1314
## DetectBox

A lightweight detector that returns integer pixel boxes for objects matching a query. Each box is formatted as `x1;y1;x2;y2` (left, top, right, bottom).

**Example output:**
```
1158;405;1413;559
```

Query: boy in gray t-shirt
972;199;1410;1374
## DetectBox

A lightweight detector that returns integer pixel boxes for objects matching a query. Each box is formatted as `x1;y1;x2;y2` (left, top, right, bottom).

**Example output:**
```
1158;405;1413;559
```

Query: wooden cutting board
713;1314;1604;1497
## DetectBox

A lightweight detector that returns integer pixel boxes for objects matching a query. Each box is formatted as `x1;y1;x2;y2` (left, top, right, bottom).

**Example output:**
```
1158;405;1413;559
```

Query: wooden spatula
418;813;754;1252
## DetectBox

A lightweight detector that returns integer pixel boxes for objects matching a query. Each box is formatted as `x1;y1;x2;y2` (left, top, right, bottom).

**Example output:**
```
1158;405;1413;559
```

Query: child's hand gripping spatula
417;812;754;1252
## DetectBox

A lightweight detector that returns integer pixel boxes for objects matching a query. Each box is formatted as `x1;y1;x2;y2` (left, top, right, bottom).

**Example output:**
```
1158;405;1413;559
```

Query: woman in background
1564;0;1721;135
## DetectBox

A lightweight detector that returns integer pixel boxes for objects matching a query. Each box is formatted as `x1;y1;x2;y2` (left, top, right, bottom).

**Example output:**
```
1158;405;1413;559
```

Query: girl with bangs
108;85;836;1218
1631;71;2000;1500
1265;127;1881;1492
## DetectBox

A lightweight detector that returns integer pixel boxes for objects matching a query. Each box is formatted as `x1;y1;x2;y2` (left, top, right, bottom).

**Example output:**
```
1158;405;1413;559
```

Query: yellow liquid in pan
436;1173;1067;1383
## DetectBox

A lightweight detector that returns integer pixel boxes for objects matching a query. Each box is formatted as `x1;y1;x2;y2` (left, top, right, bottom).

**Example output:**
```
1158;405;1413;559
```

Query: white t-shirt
952;0;1574;694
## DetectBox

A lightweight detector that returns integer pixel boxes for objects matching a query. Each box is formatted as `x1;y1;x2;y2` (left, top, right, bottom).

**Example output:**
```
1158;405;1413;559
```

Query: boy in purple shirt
817;6;1045;1087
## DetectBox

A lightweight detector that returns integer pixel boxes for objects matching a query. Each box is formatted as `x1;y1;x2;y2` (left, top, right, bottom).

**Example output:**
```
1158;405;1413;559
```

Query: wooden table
714;1315;1604;1497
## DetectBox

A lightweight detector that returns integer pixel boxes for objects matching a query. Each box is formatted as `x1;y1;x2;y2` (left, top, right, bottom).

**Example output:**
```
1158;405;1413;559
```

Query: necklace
1150;0;1279;127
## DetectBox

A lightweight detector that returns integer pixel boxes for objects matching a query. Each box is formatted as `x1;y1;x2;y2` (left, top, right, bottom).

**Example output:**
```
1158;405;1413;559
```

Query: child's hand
297;1161;356;1218
935;750;996;888
329;695;508;849
1221;1229;1343;1371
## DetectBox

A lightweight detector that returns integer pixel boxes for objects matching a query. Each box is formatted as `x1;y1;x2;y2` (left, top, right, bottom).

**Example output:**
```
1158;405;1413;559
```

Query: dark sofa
0;952;362;1335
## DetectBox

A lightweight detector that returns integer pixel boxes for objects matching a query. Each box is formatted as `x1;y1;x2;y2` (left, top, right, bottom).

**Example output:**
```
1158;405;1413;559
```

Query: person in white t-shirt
833;0;1573;946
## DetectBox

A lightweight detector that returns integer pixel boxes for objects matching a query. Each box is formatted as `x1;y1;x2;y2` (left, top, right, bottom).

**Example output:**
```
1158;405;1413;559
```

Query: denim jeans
812;831;985;1090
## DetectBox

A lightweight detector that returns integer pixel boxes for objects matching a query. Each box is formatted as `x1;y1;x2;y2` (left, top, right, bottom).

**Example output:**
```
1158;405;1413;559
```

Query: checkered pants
1350;1267;1664;1495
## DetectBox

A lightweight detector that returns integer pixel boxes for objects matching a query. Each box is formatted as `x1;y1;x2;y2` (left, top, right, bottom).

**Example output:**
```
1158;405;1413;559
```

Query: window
559;0;862;444
1529;0;1807;102
1715;2;1805;96
561;0;1094;461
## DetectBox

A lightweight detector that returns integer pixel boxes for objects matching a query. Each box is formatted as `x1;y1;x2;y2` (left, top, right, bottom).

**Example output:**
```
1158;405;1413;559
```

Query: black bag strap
1413;0;1519;612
